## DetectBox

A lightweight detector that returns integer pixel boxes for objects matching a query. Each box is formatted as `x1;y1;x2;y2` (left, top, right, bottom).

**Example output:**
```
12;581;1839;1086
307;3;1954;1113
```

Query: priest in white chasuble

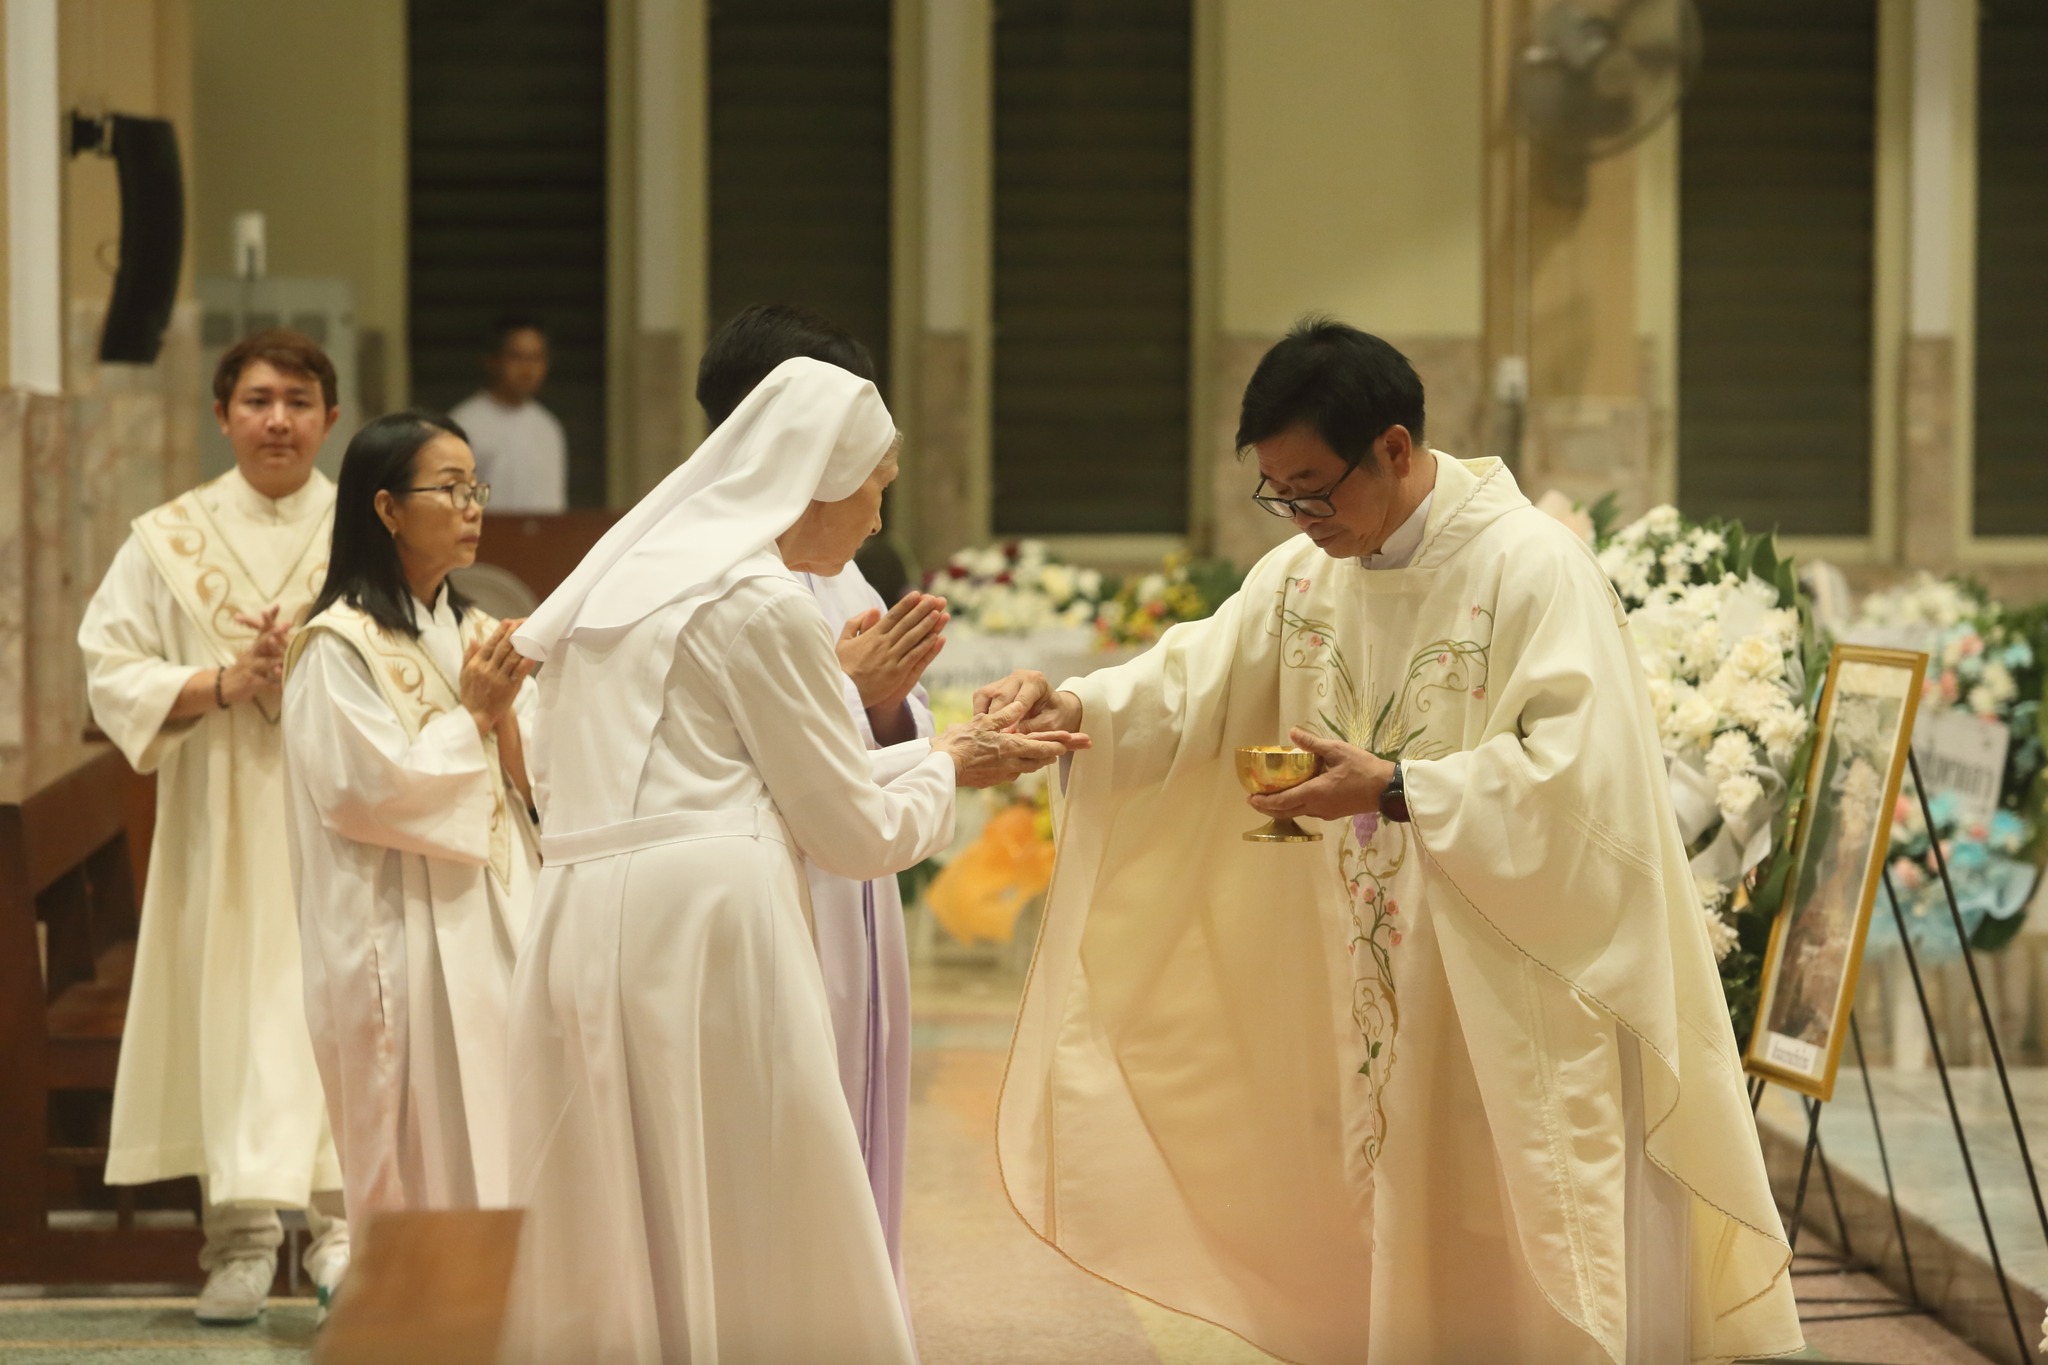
76;330;349;1324
981;320;1801;1364
282;412;539;1222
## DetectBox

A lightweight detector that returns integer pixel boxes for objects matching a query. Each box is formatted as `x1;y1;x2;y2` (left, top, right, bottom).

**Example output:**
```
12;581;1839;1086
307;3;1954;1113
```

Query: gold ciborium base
1243;816;1321;843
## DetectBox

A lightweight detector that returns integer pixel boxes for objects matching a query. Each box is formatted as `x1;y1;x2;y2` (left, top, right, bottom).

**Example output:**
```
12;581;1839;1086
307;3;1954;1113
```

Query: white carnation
1982;661;2017;707
1038;563;1076;604
1728;635;1786;682
1706;730;1757;785
1757;704;1809;761
1717;772;1765;822
1671;693;1720;749
1703;907;1740;962
1643;505;1682;537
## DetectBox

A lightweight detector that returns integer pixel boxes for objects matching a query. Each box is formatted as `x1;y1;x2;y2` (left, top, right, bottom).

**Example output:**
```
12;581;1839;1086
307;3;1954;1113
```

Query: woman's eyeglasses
402;481;493;511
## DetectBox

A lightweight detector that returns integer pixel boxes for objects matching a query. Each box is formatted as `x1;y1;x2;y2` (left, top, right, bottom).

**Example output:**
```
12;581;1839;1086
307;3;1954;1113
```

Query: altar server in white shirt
695;304;948;1307
78;330;349;1325
282;412;539;1223
450;315;568;514
500;359;1086;1364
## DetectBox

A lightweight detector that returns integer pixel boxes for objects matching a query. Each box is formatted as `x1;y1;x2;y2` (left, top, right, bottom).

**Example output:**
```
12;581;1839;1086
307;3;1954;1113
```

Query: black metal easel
1763;749;2048;1363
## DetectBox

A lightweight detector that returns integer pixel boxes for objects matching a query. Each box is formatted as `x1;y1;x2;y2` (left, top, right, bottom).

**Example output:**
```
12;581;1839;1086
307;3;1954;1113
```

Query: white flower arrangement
926;539;1105;636
1597;506;1817;963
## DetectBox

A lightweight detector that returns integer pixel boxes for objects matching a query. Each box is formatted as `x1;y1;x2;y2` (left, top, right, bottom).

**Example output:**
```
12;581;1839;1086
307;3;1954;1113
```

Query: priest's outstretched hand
972;668;1083;735
936;713;1089;789
1246;727;1395;820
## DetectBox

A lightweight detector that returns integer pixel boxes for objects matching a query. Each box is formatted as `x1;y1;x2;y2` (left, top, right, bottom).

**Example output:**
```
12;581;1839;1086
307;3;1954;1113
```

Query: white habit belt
538;806;790;866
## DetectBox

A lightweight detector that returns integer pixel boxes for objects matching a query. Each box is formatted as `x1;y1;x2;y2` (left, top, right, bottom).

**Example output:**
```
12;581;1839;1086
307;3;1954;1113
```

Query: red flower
1003;541;1021;558
948;564;968;579
995;571;1014;585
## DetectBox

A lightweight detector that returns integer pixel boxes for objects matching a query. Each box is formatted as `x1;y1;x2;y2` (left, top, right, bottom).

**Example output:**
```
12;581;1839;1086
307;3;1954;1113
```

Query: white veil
513;356;896;662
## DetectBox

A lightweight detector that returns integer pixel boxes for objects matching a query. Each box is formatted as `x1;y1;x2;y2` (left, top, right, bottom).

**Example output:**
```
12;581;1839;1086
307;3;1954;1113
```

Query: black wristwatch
1381;761;1411;824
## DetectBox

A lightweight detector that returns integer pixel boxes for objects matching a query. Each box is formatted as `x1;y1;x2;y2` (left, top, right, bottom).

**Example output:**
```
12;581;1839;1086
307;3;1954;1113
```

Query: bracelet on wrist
213;667;230;710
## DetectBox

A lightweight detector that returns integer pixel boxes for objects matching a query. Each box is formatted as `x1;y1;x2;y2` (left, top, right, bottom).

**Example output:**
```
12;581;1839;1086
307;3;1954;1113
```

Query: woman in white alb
282;412;539;1222
501;359;1083;1364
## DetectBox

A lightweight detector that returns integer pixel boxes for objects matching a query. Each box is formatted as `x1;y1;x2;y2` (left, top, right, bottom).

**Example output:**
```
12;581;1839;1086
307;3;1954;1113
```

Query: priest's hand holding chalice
1235;745;1322;842
1241;727;1404;842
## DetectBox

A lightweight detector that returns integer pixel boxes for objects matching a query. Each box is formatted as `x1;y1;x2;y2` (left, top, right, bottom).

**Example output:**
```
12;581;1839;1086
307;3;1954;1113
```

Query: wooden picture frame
1746;645;1928;1101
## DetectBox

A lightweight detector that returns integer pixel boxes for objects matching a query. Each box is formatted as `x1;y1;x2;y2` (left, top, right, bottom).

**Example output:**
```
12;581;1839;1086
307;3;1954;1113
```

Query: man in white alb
450;315;568;513
78;330;350;1325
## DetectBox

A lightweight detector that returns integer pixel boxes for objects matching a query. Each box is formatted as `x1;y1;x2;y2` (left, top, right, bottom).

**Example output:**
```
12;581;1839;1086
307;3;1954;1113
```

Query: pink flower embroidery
1390;929;1404;947
1471;686;1486;700
1437;652;1450;665
1308;633;1324;647
1470;605;1482;617
1385;900;1399;917
1359;885;1376;904
1295;578;1312;593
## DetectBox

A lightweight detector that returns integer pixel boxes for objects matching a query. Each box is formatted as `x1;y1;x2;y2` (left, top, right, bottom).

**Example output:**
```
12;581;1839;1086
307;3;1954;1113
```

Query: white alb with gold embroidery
78;467;342;1204
282;591;538;1215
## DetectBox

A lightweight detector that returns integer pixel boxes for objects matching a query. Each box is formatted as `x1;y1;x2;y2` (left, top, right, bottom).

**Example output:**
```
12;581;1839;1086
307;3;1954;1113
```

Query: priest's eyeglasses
403;480;493;511
1251;463;1356;519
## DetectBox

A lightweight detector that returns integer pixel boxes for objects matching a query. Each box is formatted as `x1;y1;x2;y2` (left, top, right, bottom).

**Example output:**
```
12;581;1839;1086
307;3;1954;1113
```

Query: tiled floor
0;961;2017;1363
0;1299;318;1362
1758;1064;2048;1365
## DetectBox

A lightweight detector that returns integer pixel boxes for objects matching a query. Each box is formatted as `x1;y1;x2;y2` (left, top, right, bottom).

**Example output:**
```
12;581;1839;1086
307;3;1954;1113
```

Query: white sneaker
306;1237;350;1326
195;1253;274;1325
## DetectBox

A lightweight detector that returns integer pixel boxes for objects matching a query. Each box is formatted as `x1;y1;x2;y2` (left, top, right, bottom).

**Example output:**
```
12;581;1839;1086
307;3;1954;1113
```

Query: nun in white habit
501;358;1085;1365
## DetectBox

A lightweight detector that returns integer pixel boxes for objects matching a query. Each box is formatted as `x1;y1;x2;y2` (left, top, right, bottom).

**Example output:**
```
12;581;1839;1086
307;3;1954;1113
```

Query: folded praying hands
462;618;536;738
221;606;291;704
837;592;949;712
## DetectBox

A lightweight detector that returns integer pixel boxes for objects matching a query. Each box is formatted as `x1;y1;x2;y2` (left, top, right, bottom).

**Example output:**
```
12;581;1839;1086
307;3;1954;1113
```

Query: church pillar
1480;0;1656;518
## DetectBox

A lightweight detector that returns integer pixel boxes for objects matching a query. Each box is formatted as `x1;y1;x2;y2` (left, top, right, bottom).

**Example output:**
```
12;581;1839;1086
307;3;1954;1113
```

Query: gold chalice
1235;746;1323;843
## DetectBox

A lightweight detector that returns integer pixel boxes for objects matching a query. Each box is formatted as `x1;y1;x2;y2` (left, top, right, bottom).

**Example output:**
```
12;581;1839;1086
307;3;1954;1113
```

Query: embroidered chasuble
998;456;1801;1364
78;468;342;1204
284;598;538;1215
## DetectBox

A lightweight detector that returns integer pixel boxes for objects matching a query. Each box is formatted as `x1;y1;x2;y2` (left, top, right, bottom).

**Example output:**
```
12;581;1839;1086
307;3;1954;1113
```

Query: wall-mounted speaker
74;113;185;365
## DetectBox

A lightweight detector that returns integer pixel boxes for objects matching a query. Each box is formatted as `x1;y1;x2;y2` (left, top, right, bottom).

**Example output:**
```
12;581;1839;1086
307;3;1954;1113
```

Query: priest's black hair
1235;316;1426;471
311;411;474;640
697;303;878;427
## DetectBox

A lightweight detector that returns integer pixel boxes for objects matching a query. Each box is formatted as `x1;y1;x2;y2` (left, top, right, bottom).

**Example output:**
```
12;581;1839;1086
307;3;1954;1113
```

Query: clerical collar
220;465;324;524
1360;488;1435;570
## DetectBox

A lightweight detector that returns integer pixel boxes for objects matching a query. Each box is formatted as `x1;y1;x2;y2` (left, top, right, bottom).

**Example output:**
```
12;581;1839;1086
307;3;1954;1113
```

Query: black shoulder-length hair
310;411;474;639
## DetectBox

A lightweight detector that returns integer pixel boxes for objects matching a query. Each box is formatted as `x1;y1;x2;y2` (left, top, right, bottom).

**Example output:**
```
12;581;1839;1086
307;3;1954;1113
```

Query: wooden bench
0;742;200;1283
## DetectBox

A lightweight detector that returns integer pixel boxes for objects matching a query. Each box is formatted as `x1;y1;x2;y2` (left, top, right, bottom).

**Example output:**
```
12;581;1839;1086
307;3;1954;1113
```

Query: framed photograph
1746;645;1929;1100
